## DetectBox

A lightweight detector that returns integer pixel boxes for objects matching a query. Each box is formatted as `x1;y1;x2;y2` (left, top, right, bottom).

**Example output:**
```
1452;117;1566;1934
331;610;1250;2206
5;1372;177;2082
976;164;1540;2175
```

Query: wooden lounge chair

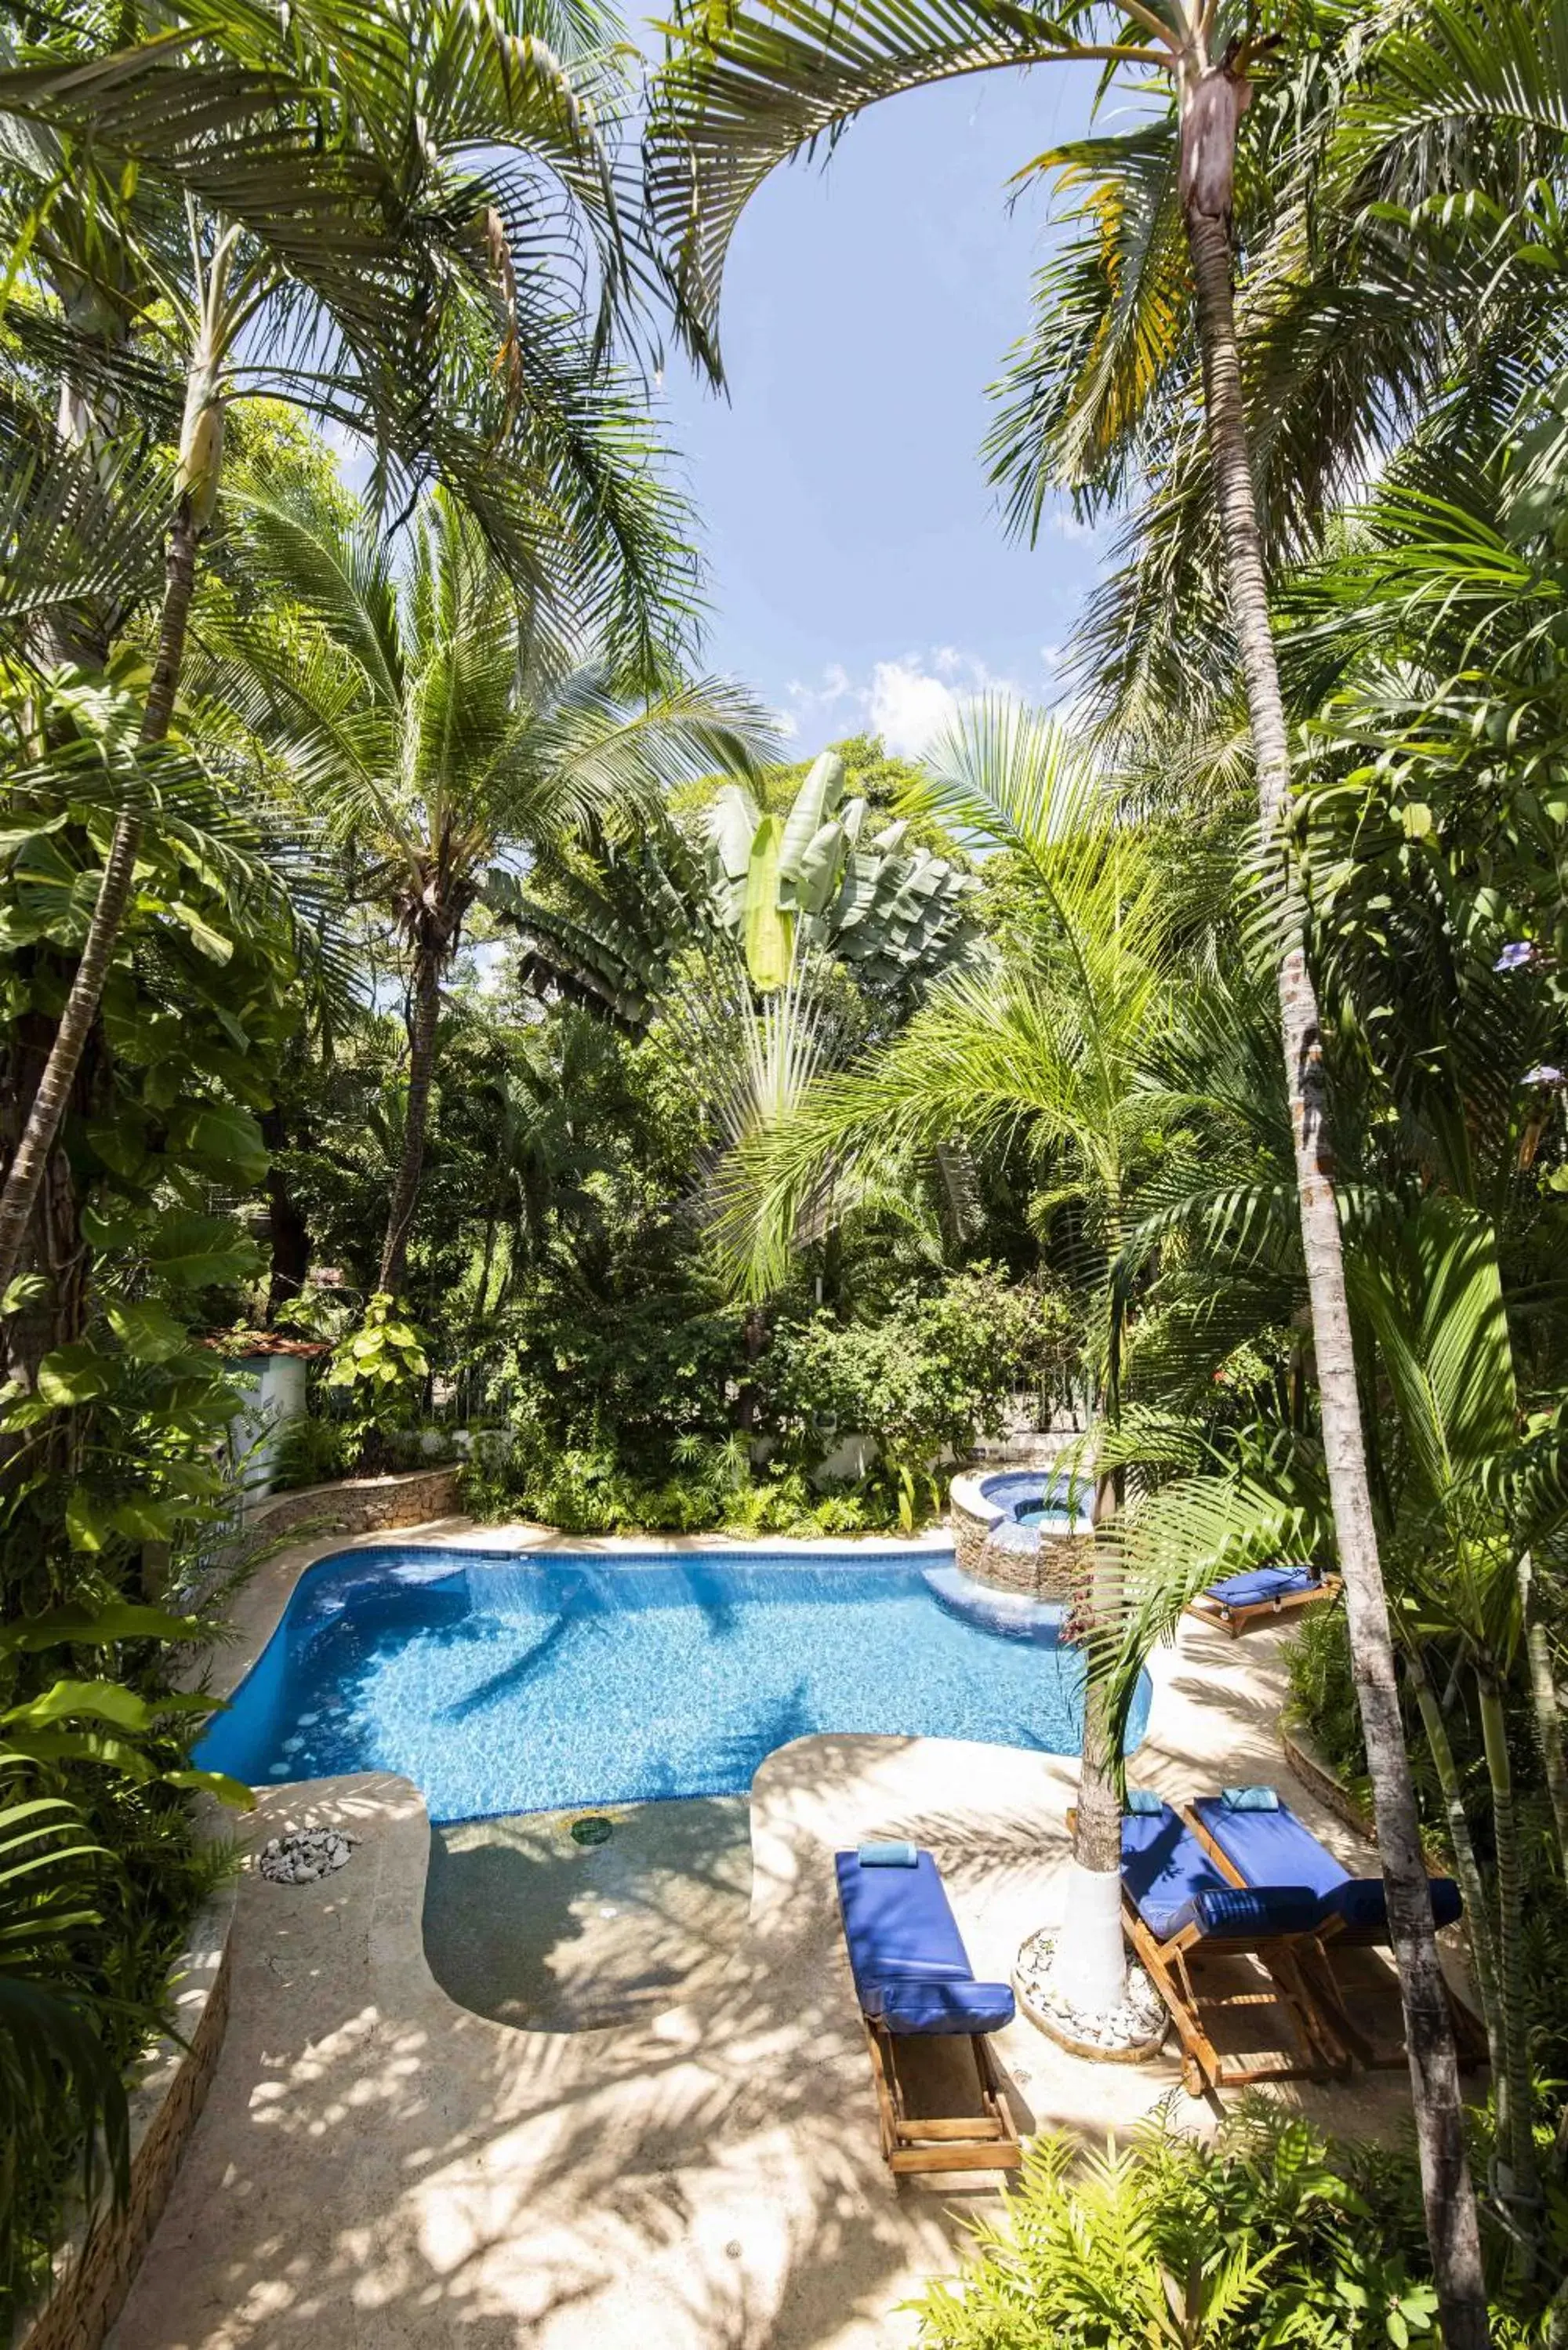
1185;1792;1487;2072
834;1848;1021;2174
1185;1565;1342;1638
1118;1801;1348;2095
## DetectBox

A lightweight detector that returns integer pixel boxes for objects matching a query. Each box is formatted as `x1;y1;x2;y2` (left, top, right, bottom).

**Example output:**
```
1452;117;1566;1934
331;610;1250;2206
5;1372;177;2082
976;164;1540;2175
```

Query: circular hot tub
948;1466;1096;1596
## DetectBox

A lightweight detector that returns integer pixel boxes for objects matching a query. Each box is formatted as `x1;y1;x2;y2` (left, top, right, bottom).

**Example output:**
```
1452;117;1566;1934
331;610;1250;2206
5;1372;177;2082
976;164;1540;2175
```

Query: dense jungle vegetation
3;0;1568;2338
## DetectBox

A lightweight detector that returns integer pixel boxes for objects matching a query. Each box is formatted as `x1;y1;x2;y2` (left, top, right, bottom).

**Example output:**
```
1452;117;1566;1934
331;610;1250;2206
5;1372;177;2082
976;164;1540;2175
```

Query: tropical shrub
912;2104;1499;2349
769;1267;1065;1476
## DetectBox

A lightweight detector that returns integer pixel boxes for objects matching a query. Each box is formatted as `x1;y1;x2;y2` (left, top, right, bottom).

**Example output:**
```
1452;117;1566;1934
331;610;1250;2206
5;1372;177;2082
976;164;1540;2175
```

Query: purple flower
1496;942;1536;972
1521;1065;1565;1088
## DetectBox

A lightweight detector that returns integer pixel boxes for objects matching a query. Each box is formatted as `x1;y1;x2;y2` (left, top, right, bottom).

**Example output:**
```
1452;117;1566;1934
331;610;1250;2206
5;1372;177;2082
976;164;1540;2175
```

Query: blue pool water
198;1546;1151;1822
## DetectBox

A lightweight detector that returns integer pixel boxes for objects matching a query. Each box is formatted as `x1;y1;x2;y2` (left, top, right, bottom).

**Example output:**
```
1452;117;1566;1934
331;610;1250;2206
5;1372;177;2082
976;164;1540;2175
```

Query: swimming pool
198;1545;1151;1822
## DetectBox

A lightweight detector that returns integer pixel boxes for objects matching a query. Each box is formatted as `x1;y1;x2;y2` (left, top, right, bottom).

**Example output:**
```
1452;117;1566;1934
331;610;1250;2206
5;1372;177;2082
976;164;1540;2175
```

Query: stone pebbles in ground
258;1828;358;1885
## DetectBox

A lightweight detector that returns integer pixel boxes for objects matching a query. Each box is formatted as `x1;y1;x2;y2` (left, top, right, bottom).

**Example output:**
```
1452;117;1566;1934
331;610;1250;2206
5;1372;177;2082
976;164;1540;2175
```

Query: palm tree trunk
1478;1669;1540;2265
260;1106;312;1320
378;948;442;1295
1518;1553;1568;1885
0;501;202;1298
1180;65;1487;2350
1406;1645;1504;2089
1051;1469;1128;2012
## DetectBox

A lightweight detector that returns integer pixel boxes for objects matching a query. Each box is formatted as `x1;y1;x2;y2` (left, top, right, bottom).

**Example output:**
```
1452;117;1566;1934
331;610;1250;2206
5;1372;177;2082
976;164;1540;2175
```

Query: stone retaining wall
1280;1719;1376;1838
18;1884;235;2350
241;1465;460;1553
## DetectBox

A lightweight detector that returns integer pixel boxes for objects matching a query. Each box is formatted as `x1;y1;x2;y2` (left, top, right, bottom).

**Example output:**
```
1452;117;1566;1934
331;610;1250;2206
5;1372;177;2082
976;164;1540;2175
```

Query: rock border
16;1875;237;2350
1012;1927;1168;2066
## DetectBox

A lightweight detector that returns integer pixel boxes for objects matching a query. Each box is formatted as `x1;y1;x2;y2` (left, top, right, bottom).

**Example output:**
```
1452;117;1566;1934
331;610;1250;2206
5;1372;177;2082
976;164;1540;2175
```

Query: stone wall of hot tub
949;1474;1094;1598
949;1485;1100;1597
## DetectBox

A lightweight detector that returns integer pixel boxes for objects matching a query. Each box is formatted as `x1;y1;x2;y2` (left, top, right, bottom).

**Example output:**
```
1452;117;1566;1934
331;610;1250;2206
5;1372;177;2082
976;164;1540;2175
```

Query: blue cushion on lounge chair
1325;1875;1464;1936
1207;1565;1320;1608
862;1978;1016;2035
834;1850;973;2001
1191;1795;1349;1901
1192;1796;1465;1937
1120;1802;1235;1940
1192;1883;1325;1938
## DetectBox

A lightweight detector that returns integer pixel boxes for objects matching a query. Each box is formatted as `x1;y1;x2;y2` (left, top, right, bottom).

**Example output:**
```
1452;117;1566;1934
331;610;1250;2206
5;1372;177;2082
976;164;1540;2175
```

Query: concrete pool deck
112;1518;1469;2350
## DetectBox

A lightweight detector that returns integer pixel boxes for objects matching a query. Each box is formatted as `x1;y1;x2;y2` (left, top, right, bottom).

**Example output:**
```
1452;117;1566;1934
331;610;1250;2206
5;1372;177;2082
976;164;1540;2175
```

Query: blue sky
652;57;1109;757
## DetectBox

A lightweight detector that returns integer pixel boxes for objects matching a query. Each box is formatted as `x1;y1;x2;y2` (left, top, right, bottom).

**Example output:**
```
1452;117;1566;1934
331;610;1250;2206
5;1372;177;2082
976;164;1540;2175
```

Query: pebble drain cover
570;1814;614;1847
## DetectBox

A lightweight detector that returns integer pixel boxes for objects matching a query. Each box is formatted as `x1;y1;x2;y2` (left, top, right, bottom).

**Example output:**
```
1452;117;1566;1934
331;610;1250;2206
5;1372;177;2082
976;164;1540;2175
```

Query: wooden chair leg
860;2018;1022;2175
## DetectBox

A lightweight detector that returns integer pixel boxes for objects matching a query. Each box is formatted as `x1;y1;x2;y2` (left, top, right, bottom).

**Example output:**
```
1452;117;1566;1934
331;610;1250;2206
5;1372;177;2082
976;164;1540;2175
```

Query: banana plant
706;750;980;992
495;747;980;1014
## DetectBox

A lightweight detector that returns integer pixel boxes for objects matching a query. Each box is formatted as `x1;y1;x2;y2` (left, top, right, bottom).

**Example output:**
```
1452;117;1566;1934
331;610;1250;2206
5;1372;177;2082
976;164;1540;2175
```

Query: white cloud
784;660;855;713
782;646;1029;761
1047;507;1094;544
867;659;960;757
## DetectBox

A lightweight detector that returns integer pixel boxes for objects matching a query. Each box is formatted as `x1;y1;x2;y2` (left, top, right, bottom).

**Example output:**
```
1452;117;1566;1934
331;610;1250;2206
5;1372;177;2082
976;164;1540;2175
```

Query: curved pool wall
948;1464;1098;1599
198;1543;1152;1822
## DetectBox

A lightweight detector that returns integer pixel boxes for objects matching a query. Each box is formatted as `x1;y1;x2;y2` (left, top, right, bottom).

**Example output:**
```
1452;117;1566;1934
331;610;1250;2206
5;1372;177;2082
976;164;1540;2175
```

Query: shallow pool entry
423;1793;752;2031
198;1545;1152;1820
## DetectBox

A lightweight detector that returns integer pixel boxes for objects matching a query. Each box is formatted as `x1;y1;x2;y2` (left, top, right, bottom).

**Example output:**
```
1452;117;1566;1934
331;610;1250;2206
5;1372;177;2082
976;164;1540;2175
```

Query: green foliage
912;2104;1461;2349
265;1411;357;1494
1286;1608;1369;1789
0;1607;244;2316
770;1267;1061;1473
321;1295;429;1458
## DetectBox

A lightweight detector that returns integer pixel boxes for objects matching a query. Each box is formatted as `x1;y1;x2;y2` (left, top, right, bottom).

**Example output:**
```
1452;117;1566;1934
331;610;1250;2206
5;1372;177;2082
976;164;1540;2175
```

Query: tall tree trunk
0;499;203;1298
379;948;442;1295
1518;1552;1568;1884
1179;60;1487;2350
260;1106;312;1320
469;1208;499;1342
1478;1669;1540;2261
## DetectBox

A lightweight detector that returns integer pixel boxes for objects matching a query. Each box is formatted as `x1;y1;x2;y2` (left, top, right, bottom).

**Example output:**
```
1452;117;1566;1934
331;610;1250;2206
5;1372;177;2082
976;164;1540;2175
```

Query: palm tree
646;9;1488;2332
715;700;1178;2012
0;0;698;1298
216;478;773;1291
1100;1185;1568;2283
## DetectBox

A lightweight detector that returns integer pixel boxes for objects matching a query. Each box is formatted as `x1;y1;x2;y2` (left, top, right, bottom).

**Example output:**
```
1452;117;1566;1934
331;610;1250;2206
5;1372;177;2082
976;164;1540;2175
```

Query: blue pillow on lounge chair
862;1978;1016;2033
1125;1787;1163;1814
1222;1785;1279;1811
1327;1875;1464;1936
1192;1883;1324;1938
858;1840;917;1867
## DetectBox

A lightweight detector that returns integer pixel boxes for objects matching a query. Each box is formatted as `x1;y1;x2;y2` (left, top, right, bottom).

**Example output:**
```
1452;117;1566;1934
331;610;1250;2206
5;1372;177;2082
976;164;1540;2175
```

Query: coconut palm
646;7;1487;2327
0;0;699;1299
214;478;772;1291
